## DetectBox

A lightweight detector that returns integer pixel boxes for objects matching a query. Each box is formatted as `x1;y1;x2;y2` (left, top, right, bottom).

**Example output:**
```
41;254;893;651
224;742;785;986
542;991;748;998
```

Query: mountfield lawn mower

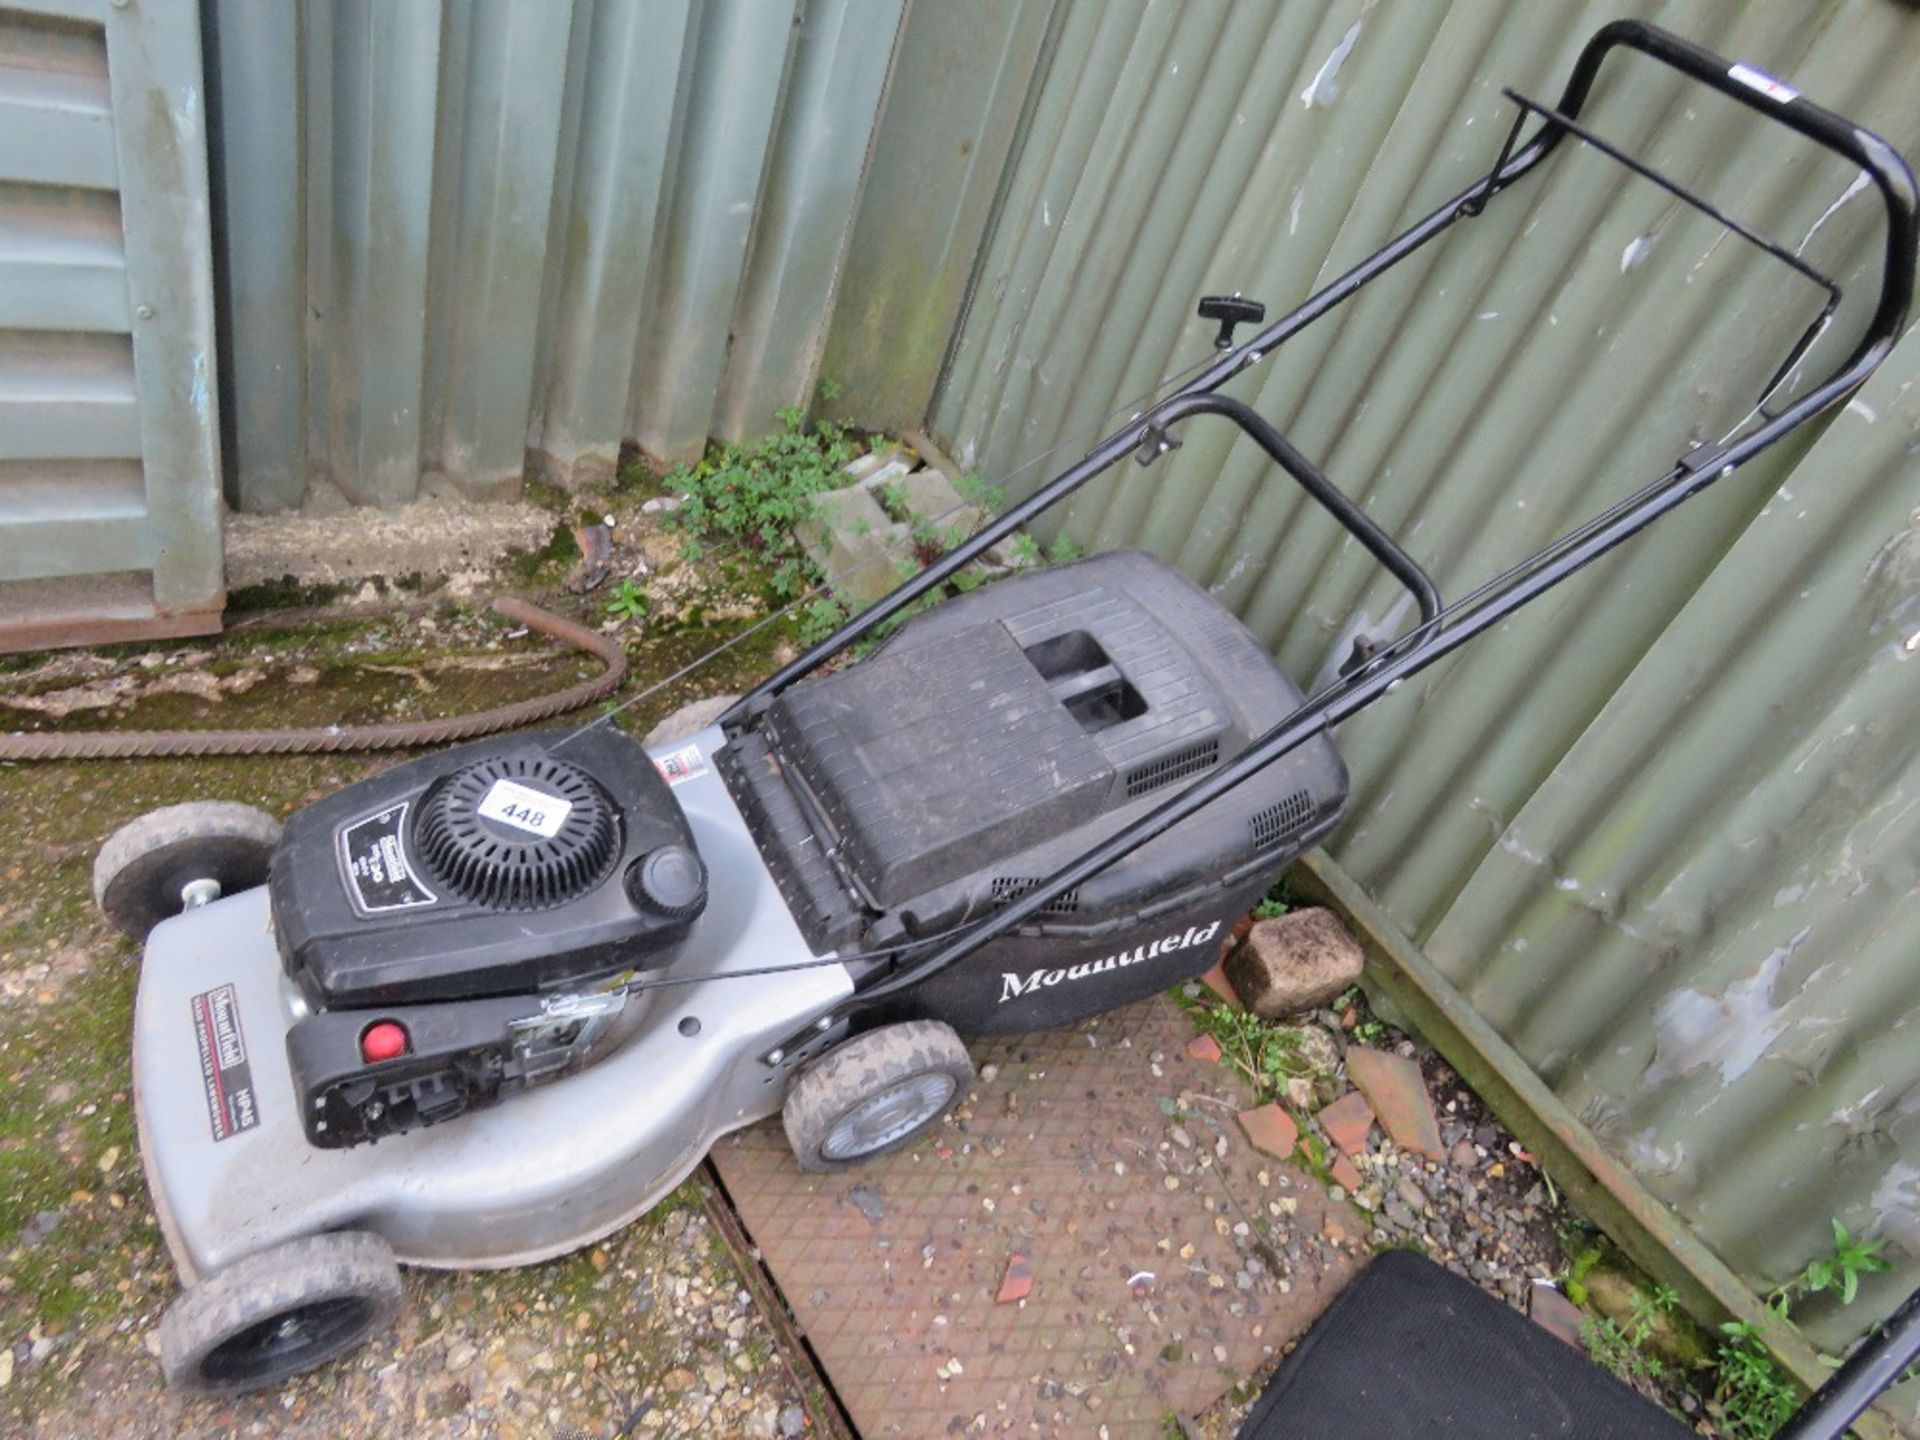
85;21;1912;1396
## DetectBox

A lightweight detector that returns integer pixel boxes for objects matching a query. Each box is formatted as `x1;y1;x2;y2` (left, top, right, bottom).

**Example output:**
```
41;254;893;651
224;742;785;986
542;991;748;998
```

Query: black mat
1239;1250;1692;1439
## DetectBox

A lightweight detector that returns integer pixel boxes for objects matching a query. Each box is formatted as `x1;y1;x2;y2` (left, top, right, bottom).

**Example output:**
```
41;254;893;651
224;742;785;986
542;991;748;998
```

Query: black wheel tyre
158;1231;403;1395
782;1019;974;1173
93;801;282;941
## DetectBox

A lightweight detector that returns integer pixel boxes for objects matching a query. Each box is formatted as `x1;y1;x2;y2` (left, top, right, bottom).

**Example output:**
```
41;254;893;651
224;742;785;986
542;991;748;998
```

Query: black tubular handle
1148;392;1441;626
731;19;1915;726
1774;1285;1920;1440
1541;19;1916;374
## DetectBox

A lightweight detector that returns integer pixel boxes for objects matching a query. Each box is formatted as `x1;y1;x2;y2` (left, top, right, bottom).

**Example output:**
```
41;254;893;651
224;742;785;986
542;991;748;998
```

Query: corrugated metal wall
204;0;1058;512
0;0;223;651
932;0;1920;1384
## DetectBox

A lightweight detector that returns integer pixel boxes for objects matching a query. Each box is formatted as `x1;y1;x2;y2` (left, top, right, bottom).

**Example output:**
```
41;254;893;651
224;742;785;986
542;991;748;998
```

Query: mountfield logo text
998;920;1221;1004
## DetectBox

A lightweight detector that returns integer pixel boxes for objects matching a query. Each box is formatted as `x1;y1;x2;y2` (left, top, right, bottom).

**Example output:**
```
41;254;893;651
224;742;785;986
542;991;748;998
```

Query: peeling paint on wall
1644;934;1806;1088
1300;20;1363;110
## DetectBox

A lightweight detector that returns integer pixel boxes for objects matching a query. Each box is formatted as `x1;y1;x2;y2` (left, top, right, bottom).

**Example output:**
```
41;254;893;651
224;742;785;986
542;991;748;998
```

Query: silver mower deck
132;725;849;1284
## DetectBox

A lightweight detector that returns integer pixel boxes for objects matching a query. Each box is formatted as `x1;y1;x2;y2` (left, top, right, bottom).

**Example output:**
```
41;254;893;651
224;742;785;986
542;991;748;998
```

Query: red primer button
360;1021;409;1063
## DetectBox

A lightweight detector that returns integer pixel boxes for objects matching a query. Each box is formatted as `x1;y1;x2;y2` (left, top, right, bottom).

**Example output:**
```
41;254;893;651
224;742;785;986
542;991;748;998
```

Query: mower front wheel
783;1019;974;1172
93;801;281;941
157;1230;404;1395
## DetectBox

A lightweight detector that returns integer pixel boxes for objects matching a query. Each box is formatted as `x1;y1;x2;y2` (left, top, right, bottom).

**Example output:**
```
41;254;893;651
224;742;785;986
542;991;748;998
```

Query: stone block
1223;907;1364;1018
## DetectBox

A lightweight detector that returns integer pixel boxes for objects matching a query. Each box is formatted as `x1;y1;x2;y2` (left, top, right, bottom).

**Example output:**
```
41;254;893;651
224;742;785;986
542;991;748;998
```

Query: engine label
654;742;708;787
191;984;259;1142
477;778;572;838
340;802;437;914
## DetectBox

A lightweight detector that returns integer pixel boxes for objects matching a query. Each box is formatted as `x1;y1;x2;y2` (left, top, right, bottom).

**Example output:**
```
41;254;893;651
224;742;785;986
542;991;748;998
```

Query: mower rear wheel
157;1230;403;1394
93;801;281;941
783;1019;974;1172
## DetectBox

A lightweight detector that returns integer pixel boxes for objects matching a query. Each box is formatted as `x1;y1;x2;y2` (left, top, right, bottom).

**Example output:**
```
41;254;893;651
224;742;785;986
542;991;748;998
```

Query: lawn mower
89;20;1913;1396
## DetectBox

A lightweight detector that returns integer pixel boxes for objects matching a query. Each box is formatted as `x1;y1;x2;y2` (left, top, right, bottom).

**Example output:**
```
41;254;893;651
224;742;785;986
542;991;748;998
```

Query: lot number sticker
478;779;573;838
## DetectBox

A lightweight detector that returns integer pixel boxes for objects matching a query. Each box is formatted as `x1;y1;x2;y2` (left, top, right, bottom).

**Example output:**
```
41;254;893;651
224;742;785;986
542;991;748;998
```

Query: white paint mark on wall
173;84;200;141
1800;171;1870;254
1300;21;1363;109
1643;930;1810;1087
1620;233;1656;273
1871;1161;1920;1257
1624;1128;1685;1177
1289;187;1304;236
188;350;211;423
1846;398;1878;423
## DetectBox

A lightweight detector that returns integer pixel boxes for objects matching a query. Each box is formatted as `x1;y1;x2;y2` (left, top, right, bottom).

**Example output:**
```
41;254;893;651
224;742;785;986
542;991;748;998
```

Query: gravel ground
1176;986;1654;1439
1363;1049;1566;1305
12;1194;811;1440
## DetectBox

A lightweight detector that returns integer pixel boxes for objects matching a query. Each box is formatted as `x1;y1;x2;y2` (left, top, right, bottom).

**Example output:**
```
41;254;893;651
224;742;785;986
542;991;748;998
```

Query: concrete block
797;483;913;607
643;694;741;748
842;446;913;484
890;467;1022;568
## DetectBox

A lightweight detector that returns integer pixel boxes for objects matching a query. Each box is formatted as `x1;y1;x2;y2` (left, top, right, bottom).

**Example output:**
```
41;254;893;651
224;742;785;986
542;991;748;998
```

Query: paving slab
713;996;1365;1438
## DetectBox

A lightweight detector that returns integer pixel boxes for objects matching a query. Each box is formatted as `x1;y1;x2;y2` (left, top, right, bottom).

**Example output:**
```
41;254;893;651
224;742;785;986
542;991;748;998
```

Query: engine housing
270;726;706;1009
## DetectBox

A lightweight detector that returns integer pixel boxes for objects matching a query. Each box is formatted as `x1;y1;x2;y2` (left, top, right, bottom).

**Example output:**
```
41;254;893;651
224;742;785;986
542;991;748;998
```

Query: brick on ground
1528;1283;1586;1349
1223;907;1364;1018
1316;1089;1375;1157
996;1252;1034;1304
1237;1103;1300;1160
1198;958;1240;1007
1344;1046;1445;1159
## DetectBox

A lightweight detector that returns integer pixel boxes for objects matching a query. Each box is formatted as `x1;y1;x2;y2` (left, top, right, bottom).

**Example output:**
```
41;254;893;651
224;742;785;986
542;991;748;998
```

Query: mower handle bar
745;22;1916;1085
734;19;1915;719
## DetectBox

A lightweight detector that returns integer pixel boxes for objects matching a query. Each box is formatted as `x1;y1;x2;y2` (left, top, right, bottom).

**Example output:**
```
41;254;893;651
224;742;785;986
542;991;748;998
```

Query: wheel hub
821;1072;956;1162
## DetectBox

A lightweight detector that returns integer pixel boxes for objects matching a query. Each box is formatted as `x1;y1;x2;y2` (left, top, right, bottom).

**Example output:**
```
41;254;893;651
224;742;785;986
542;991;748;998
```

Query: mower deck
132;725;849;1283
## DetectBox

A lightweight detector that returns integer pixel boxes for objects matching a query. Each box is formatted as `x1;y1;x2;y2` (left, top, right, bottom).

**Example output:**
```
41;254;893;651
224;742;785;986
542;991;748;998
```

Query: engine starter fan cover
414;755;619;911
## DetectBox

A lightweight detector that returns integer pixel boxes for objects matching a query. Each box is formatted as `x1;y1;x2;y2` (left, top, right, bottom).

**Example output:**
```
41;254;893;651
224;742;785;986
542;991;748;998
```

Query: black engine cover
271;726;705;1007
